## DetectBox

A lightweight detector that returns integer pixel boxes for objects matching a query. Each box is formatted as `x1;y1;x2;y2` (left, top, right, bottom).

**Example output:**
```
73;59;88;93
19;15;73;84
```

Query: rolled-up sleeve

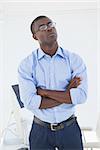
69;53;88;105
18;55;41;111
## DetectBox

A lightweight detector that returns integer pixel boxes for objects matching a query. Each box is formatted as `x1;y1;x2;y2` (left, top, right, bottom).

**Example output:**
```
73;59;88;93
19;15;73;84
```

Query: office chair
11;84;33;150
12;84;24;108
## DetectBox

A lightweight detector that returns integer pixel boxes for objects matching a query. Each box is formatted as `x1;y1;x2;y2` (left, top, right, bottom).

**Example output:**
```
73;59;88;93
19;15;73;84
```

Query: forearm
37;77;81;105
39;97;62;109
45;89;72;104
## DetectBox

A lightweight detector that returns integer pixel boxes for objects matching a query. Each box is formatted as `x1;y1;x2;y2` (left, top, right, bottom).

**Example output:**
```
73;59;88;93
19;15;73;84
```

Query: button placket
49;58;55;89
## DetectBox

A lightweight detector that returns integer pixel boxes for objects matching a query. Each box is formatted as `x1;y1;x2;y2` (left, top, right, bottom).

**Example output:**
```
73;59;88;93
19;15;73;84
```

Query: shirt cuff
27;95;42;110
70;88;80;105
70;88;87;105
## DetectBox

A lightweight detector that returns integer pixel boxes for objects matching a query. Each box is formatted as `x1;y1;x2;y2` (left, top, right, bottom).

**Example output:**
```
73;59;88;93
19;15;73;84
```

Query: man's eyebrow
39;21;52;27
39;24;45;28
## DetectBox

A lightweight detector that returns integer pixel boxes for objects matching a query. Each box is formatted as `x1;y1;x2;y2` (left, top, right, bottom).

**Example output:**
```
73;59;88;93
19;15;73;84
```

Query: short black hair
30;15;48;35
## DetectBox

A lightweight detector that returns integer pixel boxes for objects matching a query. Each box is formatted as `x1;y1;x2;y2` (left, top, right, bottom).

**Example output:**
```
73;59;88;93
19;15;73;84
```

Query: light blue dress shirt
18;47;88;123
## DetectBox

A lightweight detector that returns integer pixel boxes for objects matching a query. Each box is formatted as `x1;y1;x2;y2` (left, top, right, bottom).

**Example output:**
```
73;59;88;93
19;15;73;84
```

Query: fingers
67;77;82;90
69;77;81;87
37;88;47;97
37;87;42;95
73;78;81;87
71;76;81;82
71;77;81;83
75;79;81;87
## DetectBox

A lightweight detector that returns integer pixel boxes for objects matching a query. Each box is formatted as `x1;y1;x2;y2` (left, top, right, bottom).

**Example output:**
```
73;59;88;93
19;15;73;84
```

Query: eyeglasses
35;22;56;33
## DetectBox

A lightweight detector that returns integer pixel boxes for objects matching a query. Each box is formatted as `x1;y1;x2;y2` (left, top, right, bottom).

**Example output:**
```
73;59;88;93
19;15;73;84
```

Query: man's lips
48;33;56;37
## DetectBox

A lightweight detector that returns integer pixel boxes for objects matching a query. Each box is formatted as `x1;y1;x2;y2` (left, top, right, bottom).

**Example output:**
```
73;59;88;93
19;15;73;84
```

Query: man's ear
32;34;38;40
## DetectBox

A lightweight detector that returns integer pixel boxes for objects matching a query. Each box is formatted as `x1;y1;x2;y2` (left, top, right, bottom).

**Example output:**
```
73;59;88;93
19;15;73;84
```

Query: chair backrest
96;112;100;139
12;84;24;108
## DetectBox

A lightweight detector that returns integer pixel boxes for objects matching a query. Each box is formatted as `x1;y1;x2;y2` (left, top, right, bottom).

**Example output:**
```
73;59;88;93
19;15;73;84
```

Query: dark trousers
29;119;83;150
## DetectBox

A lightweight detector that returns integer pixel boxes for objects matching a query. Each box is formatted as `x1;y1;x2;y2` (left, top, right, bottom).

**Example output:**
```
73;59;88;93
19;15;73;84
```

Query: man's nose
47;27;53;32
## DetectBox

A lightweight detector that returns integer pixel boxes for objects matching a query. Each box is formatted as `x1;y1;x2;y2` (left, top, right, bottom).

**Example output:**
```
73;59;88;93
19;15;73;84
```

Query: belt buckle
50;123;58;131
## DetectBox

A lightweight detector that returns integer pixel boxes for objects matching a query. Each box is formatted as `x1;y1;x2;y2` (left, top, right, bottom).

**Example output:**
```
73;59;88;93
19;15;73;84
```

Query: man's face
33;17;57;45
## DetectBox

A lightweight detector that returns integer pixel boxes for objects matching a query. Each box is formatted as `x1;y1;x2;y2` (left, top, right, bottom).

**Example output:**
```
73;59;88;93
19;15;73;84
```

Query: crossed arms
37;77;81;109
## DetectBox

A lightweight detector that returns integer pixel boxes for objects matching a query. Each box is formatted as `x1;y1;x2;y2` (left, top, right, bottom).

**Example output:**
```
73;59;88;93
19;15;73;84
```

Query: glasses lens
39;25;47;31
48;22;56;28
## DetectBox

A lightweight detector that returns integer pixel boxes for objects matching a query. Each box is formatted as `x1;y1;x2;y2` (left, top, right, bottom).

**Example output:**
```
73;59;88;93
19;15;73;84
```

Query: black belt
34;115;76;131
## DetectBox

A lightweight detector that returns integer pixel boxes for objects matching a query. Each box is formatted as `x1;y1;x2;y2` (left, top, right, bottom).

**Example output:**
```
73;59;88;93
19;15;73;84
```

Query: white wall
0;1;99;137
0;5;4;137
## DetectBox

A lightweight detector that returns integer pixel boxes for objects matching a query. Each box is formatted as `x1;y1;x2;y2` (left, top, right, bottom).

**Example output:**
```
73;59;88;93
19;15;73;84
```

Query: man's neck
40;42;58;57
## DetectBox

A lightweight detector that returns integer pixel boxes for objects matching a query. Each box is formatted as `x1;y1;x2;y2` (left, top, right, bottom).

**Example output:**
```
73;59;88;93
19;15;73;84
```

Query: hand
67;77;82;90
37;87;47;97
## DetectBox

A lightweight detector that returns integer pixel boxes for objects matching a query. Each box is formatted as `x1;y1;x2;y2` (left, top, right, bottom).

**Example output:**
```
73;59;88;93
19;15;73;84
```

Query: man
18;16;88;150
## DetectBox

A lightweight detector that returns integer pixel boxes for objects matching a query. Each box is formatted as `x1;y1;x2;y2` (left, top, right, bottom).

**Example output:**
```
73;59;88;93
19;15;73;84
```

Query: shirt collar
37;48;45;60
55;47;65;58
37;46;65;60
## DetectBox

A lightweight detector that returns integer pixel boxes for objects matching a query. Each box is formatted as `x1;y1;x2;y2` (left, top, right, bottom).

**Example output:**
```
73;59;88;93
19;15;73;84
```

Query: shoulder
19;49;37;66
62;47;84;64
18;49;38;72
62;47;81;58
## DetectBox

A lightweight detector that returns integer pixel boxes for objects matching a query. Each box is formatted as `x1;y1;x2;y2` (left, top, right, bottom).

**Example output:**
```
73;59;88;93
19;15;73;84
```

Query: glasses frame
34;22;56;34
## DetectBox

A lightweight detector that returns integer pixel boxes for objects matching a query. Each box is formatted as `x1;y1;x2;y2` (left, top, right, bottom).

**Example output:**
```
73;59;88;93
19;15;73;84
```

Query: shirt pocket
56;63;72;89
